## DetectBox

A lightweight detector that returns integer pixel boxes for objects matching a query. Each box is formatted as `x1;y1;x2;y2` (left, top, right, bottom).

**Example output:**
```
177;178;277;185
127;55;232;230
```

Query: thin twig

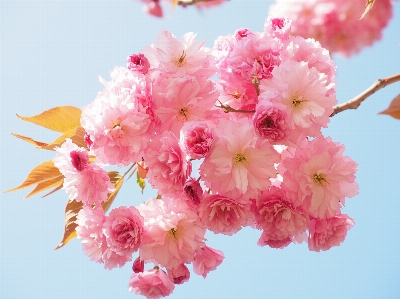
216;101;256;114
177;0;224;6
330;73;400;117
123;163;136;178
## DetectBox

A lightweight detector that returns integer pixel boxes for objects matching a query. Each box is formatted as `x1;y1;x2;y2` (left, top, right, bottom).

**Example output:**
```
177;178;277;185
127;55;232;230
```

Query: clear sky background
1;1;400;299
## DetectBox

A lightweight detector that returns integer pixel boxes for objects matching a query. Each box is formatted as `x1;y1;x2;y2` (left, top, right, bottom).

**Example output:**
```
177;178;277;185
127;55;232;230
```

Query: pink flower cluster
53;17;359;299
269;0;394;56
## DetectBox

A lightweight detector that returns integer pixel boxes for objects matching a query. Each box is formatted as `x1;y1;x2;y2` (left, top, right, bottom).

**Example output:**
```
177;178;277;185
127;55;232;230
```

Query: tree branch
330;73;400;117
177;0;224;6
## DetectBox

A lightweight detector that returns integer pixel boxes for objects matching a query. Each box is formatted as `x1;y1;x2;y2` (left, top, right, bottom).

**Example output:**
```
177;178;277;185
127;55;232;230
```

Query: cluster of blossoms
269;0;394;56
138;0;226;18
53;17;358;298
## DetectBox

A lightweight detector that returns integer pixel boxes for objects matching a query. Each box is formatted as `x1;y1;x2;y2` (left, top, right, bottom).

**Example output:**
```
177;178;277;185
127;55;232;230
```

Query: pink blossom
142;30;216;78
228;32;282;82
212;34;236;70
279;136;358;219
180;121;213;159
167;264;190;284
269;0;393;56
138;197;206;270
199;117;279;199
145;132;191;196
53;139;115;206
152;76;218;136
264;17;292;41
144;1;163;18
234;28;254;41
252;98;291;141
260;59;336;137
257;231;292;249
133;257;145;273
76;206;107;263
81;70;154;166
128;268;175;299
308;214;354;252
193;246;224;278
127;53;150;74
183;178;204;208
199;194;251;235
251;186;308;248
103;206;144;255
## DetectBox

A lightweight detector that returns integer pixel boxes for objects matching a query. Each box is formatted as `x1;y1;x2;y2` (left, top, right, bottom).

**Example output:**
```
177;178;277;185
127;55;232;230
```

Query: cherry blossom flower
260;59;336;137
81;70;154;166
264;17;292;41
251;186;308;248
193;246;224;278
200;117;279;199
269;0;394;56
167;264;190;284
53;139;114;207
103;206;144;256
133;257;145;273
279;136;358;219
127;53;151;74
128;268;175;299
145;132;192;196
180;121;213;159
138;197;206;270
142;30;216;78
199;194;252;235
152;76;218;136
308;214;354;252
252;98;291;141
183;178;204;209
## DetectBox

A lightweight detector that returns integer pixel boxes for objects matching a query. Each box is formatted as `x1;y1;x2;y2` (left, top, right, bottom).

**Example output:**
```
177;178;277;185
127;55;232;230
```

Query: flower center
178;107;189;120
169;228;178;239
111;118;122;129
230;91;242;99
313;173;328;186
262;117;274;128
291;93;306;108
234;152;248;164
175;51;187;67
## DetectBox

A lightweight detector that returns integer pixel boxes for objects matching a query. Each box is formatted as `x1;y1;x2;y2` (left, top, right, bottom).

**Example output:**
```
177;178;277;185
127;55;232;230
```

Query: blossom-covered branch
330;73;400;117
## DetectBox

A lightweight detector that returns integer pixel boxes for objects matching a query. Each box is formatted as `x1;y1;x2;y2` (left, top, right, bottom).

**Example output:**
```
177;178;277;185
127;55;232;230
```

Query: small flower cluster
53;17;358;298
269;0;394;56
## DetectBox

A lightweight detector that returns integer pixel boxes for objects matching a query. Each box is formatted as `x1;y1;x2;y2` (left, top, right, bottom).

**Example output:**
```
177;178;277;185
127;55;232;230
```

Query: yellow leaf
5;160;64;197
360;0;375;19
379;94;400;119
17;106;82;133
54;171;124;250
25;178;64;198
41;127;87;150
11;133;49;148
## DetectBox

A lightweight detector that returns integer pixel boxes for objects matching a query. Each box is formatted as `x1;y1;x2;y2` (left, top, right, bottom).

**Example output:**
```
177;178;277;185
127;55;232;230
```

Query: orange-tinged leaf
5;160;63;196
17;106;81;133
41;126;87;150
25;177;64;198
11;133;49;148
54;171;124;250
360;0;375;19
378;94;400;119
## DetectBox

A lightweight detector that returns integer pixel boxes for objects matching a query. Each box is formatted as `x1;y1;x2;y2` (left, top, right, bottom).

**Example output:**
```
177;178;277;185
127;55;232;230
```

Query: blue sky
1;1;400;299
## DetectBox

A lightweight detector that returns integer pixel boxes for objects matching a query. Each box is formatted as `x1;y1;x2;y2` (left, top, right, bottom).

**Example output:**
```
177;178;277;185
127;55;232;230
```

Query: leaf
5;160;64;197
41;126;87;150
360;0;375;19
25;178;64;198
11;133;49;148
54;171;124;250
137;171;146;194
17;106;81;133
378;94;400;119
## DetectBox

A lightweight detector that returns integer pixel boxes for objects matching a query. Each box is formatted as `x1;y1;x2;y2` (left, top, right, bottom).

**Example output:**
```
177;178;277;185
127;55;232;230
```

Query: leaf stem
330;73;400;117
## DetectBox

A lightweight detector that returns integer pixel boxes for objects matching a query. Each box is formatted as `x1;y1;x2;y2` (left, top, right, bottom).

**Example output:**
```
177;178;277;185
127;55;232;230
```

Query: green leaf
137;171;146;194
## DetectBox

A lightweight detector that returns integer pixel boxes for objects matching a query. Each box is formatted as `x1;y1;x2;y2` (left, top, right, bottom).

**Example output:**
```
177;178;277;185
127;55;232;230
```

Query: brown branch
330;73;400;117
216;101;255;114
177;0;224;6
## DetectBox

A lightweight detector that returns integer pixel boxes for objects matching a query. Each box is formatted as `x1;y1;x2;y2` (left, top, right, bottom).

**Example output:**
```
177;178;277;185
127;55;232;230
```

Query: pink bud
132;257;144;273
70;149;89;171
183;178;203;206
137;159;149;179
167;264;190;284
127;53;150;74
145;1;163;18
